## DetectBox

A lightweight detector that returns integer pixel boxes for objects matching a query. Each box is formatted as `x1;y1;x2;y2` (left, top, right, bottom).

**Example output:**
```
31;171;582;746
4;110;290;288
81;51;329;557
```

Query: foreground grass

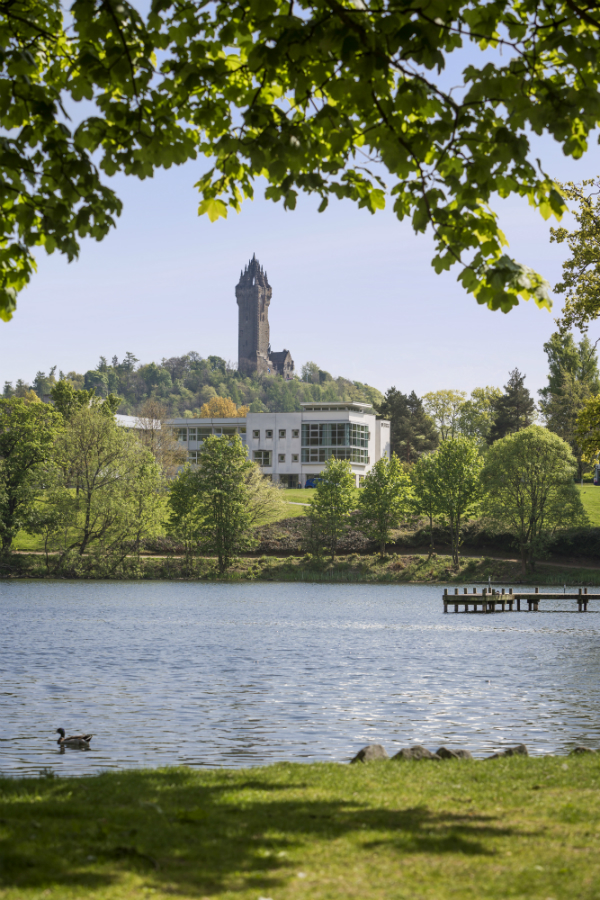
1;757;600;900
5;551;600;584
578;484;600;527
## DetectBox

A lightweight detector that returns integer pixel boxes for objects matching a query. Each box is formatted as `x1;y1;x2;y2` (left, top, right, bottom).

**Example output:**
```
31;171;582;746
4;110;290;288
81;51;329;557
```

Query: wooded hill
2;354;384;417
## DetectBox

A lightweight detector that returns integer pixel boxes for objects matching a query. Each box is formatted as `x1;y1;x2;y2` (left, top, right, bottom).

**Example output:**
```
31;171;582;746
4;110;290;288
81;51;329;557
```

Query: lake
1;580;599;777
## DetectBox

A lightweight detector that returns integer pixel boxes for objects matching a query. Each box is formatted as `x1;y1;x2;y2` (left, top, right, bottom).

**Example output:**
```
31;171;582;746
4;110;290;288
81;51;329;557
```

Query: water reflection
1;581;600;776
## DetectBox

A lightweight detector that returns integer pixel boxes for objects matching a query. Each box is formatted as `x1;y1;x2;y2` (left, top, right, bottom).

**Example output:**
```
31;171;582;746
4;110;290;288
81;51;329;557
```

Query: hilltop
2;353;384;417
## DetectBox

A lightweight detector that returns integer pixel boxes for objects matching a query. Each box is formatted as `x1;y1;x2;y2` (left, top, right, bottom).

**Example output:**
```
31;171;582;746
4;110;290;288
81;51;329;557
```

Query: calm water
1;580;600;777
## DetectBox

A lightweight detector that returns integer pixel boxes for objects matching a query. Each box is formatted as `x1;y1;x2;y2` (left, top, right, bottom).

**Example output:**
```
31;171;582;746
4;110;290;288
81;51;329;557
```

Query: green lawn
1;756;600;900
578;484;600;526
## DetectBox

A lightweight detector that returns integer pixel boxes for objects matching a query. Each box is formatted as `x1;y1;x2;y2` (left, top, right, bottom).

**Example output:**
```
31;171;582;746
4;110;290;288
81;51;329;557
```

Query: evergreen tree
488;369;536;444
378;389;438;464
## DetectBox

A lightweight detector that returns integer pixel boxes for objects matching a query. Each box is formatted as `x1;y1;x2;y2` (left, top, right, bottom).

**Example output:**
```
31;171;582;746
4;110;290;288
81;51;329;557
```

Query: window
239;427;247;434
188;426;212;442
188;450;199;464
292;429;299;439
279;429;286;439
254;450;272;466
266;429;273;439
301;423;369;448
253;430;260;439
176;428;187;442
222;426;237;435
301;447;368;464
292;454;299;462
278;453;285;463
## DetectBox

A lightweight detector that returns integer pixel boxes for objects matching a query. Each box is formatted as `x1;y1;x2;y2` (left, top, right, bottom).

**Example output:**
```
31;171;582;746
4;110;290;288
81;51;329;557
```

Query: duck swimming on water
56;728;93;748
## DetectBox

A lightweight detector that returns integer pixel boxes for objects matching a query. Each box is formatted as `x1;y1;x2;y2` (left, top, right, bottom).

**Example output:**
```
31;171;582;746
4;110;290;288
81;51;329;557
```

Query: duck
56;728;93;749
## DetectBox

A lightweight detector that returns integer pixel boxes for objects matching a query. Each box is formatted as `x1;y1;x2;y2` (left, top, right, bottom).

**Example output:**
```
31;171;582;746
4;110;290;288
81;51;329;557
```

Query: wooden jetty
443;587;600;613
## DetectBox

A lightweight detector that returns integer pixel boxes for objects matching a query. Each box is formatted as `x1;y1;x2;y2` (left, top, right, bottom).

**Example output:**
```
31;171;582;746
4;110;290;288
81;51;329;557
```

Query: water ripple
1;580;599;776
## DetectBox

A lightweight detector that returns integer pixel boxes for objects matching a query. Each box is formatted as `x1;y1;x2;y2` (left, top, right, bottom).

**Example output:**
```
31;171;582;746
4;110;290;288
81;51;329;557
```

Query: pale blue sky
1;129;599;398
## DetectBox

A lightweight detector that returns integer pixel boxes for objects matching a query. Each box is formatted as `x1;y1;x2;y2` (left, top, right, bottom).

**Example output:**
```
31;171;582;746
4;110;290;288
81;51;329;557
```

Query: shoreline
3;551;600;585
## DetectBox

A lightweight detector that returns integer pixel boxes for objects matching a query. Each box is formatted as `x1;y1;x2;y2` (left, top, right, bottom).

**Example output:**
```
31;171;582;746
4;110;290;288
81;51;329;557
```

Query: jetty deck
443;587;600;613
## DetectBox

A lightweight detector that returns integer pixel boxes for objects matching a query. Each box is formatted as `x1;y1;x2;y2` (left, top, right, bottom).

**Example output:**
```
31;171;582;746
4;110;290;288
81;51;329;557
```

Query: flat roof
300;401;373;412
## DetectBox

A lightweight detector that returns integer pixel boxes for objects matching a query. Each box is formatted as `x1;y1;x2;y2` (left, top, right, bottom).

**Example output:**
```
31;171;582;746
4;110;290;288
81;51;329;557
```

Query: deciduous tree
427;438;483;565
456;387;502;448
411;453;444;558
552;180;600;332
6;0;600;322
199;396;249;418
308;457;356;561
357;455;413;558
0;398;62;551
423;390;467;441
482;426;587;573
168;435;255;573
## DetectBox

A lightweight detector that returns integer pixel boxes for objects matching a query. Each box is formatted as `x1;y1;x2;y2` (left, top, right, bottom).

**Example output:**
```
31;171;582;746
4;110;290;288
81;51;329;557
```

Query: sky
1;117;600;400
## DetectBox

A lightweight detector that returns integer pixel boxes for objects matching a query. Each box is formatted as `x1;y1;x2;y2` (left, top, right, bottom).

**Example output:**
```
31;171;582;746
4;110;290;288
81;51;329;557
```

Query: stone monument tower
236;255;294;378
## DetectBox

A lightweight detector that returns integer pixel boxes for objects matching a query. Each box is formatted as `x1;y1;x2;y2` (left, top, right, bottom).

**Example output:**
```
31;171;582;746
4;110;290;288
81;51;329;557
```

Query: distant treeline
2;354;384;417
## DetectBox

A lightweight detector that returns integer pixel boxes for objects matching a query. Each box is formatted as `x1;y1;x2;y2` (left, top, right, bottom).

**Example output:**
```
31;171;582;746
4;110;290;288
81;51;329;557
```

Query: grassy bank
1;756;600;900
4;551;600;585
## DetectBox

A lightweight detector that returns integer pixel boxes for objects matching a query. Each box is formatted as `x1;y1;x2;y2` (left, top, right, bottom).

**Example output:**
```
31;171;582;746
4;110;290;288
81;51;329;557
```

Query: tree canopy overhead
3;0;599;322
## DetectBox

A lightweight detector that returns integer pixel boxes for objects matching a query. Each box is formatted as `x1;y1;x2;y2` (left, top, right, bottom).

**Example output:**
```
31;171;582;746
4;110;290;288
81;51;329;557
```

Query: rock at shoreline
437;747;473;760
392;746;442;761
570;746;597;755
486;744;529;760
350;744;388;764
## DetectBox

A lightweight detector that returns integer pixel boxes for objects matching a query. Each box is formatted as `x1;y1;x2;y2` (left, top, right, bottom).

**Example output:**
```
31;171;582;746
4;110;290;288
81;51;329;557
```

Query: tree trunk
427;514;435;559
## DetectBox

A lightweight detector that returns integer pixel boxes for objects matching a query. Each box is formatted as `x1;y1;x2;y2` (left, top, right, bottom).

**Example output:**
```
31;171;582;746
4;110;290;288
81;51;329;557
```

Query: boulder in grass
437;747;473;760
486;744;529;760
350;744;388;764
569;746;597;755
392;746;442;761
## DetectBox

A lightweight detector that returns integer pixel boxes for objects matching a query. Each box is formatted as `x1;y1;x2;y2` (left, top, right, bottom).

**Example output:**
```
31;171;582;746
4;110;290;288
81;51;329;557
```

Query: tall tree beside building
378;389;439;464
0;399;63;552
488;369;536;444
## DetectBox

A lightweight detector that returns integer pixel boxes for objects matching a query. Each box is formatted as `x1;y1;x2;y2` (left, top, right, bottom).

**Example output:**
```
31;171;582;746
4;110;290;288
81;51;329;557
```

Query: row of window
177;426;246;442
301;423;370;448
301;447;369;464
251;448;369;466
254;451;301;465
252;429;300;440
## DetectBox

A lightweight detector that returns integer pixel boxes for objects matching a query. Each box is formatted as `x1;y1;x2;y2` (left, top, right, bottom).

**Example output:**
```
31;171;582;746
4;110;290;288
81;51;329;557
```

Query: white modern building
168;401;391;488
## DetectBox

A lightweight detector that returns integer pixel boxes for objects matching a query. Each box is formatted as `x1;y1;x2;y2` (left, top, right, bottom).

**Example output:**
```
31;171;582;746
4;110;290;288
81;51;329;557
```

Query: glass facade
301;423;369;448
301;447;369;464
